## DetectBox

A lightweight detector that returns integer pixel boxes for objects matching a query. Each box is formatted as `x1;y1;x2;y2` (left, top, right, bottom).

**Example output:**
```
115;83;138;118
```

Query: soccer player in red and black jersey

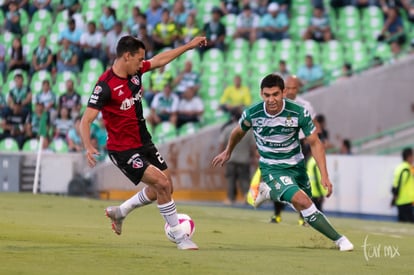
80;35;207;250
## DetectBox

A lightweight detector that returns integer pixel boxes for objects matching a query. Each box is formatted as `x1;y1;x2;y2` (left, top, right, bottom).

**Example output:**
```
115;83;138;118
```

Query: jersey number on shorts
156;151;165;164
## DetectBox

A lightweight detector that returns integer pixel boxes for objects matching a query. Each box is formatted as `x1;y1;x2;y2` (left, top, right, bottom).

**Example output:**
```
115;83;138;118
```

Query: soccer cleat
335;236;354;252
176;236;199;250
254;182;271;208
105;206;124;235
270;215;281;223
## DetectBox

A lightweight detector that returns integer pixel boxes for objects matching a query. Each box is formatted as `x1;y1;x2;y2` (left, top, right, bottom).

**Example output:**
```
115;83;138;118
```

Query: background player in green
212;74;353;251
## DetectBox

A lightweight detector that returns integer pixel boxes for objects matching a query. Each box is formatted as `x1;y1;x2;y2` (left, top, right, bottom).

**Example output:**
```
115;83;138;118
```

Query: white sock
120;187;153;217
157;200;179;227
300;203;318;218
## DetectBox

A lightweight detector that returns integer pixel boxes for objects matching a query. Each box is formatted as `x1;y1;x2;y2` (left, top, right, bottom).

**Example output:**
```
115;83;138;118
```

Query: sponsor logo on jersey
93;85;102;94
118;90;124;96
120;93;142;110
131;75;140;86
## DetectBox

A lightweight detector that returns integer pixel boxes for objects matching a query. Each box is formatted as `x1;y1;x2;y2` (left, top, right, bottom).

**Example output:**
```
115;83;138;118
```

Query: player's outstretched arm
212;126;246;167
80;107;100;168
149;36;207;70
306;131;333;197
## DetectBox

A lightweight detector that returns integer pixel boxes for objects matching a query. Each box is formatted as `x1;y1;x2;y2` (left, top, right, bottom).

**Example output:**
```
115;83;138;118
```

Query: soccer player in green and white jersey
212;74;353;251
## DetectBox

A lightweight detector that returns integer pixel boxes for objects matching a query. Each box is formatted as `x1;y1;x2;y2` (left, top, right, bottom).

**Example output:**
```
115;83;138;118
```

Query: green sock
303;209;342;241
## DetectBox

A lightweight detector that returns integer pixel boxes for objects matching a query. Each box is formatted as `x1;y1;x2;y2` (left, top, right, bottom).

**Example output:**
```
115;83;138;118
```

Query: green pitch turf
1;193;413;275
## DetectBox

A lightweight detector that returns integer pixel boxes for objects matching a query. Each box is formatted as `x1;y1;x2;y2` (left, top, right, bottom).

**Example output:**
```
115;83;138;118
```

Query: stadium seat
321;40;344;74
83;58;104;76
337;6;361;41
22;138;39;152
153;122;177;144
49;138;69;153
289;15;310;40
361;6;384;42
344;41;370;70
53;71;78;96
178;122;200;136
298;39;322;64
22;32;40;61
19;8;29;30
30;9;53;32
0;138;20;152
177;50;201;72
30;70;52;95
274;39;297;72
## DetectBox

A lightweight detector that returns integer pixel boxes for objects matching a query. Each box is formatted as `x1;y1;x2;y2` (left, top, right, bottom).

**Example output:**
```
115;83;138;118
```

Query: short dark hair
402;147;413;161
260;74;285;90
116;35;146;57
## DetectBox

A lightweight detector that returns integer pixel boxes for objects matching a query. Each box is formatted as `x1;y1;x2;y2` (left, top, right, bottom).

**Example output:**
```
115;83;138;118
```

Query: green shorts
260;161;311;203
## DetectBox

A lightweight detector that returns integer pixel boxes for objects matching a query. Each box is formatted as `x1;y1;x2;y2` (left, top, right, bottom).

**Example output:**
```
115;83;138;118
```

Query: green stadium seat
0;138;20;152
344;41;370;70
373;43;392;61
274;39;297;72
30;70;52;95
22;138;39;152
19;8;29;30
361;6;384;42
22;32;41;61
289;15;310;40
53;71;78;96
291;1;312;17
321;40;344;74
49;138;69;153
178;122;200;137
177;50;201;72
298;39;322;64
153;122;177;144
83;58;104;76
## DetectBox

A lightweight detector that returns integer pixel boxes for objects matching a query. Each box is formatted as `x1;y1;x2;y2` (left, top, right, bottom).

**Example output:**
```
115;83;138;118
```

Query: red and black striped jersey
87;60;152;151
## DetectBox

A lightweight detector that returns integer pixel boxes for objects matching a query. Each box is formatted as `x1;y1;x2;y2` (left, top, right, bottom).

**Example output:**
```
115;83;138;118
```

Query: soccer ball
164;213;195;242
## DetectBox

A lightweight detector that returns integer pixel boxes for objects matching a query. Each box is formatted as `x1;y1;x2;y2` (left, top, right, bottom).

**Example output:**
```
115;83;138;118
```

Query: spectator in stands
390;40;403;62
274;59;290;80
152;9;180;52
53;106;73;140
179;13;201;45
219;108;255;205
26;102;50;139
0;89;7;117
400;0;414;22
58;18;83;55
351;0;380;9
58;79;82;118
67;115;83;152
0;43;5;79
378;1;406;45
56;0;80;14
8;36;30;72
303;5;332;42
34;79;56;120
31;35;53;74
220;0;240;15
219;75;252;114
259;2;289;41
296;55;324;90
201;7;226;54
130;11;152;37
234;4;260;46
56;38;79;73
137;25;155;59
79;21;104;69
147;82;179;131
145;0;163;30
176;86;204;128
336;63;353;81
339;138;352;154
315;114;334;149
28;0;52;17
1;0;28;14
99;5;116;35
0;102;30;149
173;61;200;97
171;0;189;28
126;6;141;34
146;65;173;106
391;147;414;222
4;1;22;35
104;21;128;67
5;73;32;117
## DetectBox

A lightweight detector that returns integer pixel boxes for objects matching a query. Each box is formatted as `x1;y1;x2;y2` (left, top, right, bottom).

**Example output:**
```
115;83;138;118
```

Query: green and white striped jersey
239;99;316;170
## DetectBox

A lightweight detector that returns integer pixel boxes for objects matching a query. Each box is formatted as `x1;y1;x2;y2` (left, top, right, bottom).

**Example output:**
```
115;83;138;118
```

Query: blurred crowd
0;0;414;154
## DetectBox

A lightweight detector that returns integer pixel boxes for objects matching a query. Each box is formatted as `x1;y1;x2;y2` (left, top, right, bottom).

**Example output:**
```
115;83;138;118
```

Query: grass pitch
1;193;413;275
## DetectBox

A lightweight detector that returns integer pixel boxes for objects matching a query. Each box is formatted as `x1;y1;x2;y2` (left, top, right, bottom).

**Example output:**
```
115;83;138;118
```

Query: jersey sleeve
239;108;252;132
141;60;151;74
87;81;111;110
299;106;316;137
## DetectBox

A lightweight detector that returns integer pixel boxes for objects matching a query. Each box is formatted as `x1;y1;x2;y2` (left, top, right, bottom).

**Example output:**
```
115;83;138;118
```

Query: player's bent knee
291;190;313;211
